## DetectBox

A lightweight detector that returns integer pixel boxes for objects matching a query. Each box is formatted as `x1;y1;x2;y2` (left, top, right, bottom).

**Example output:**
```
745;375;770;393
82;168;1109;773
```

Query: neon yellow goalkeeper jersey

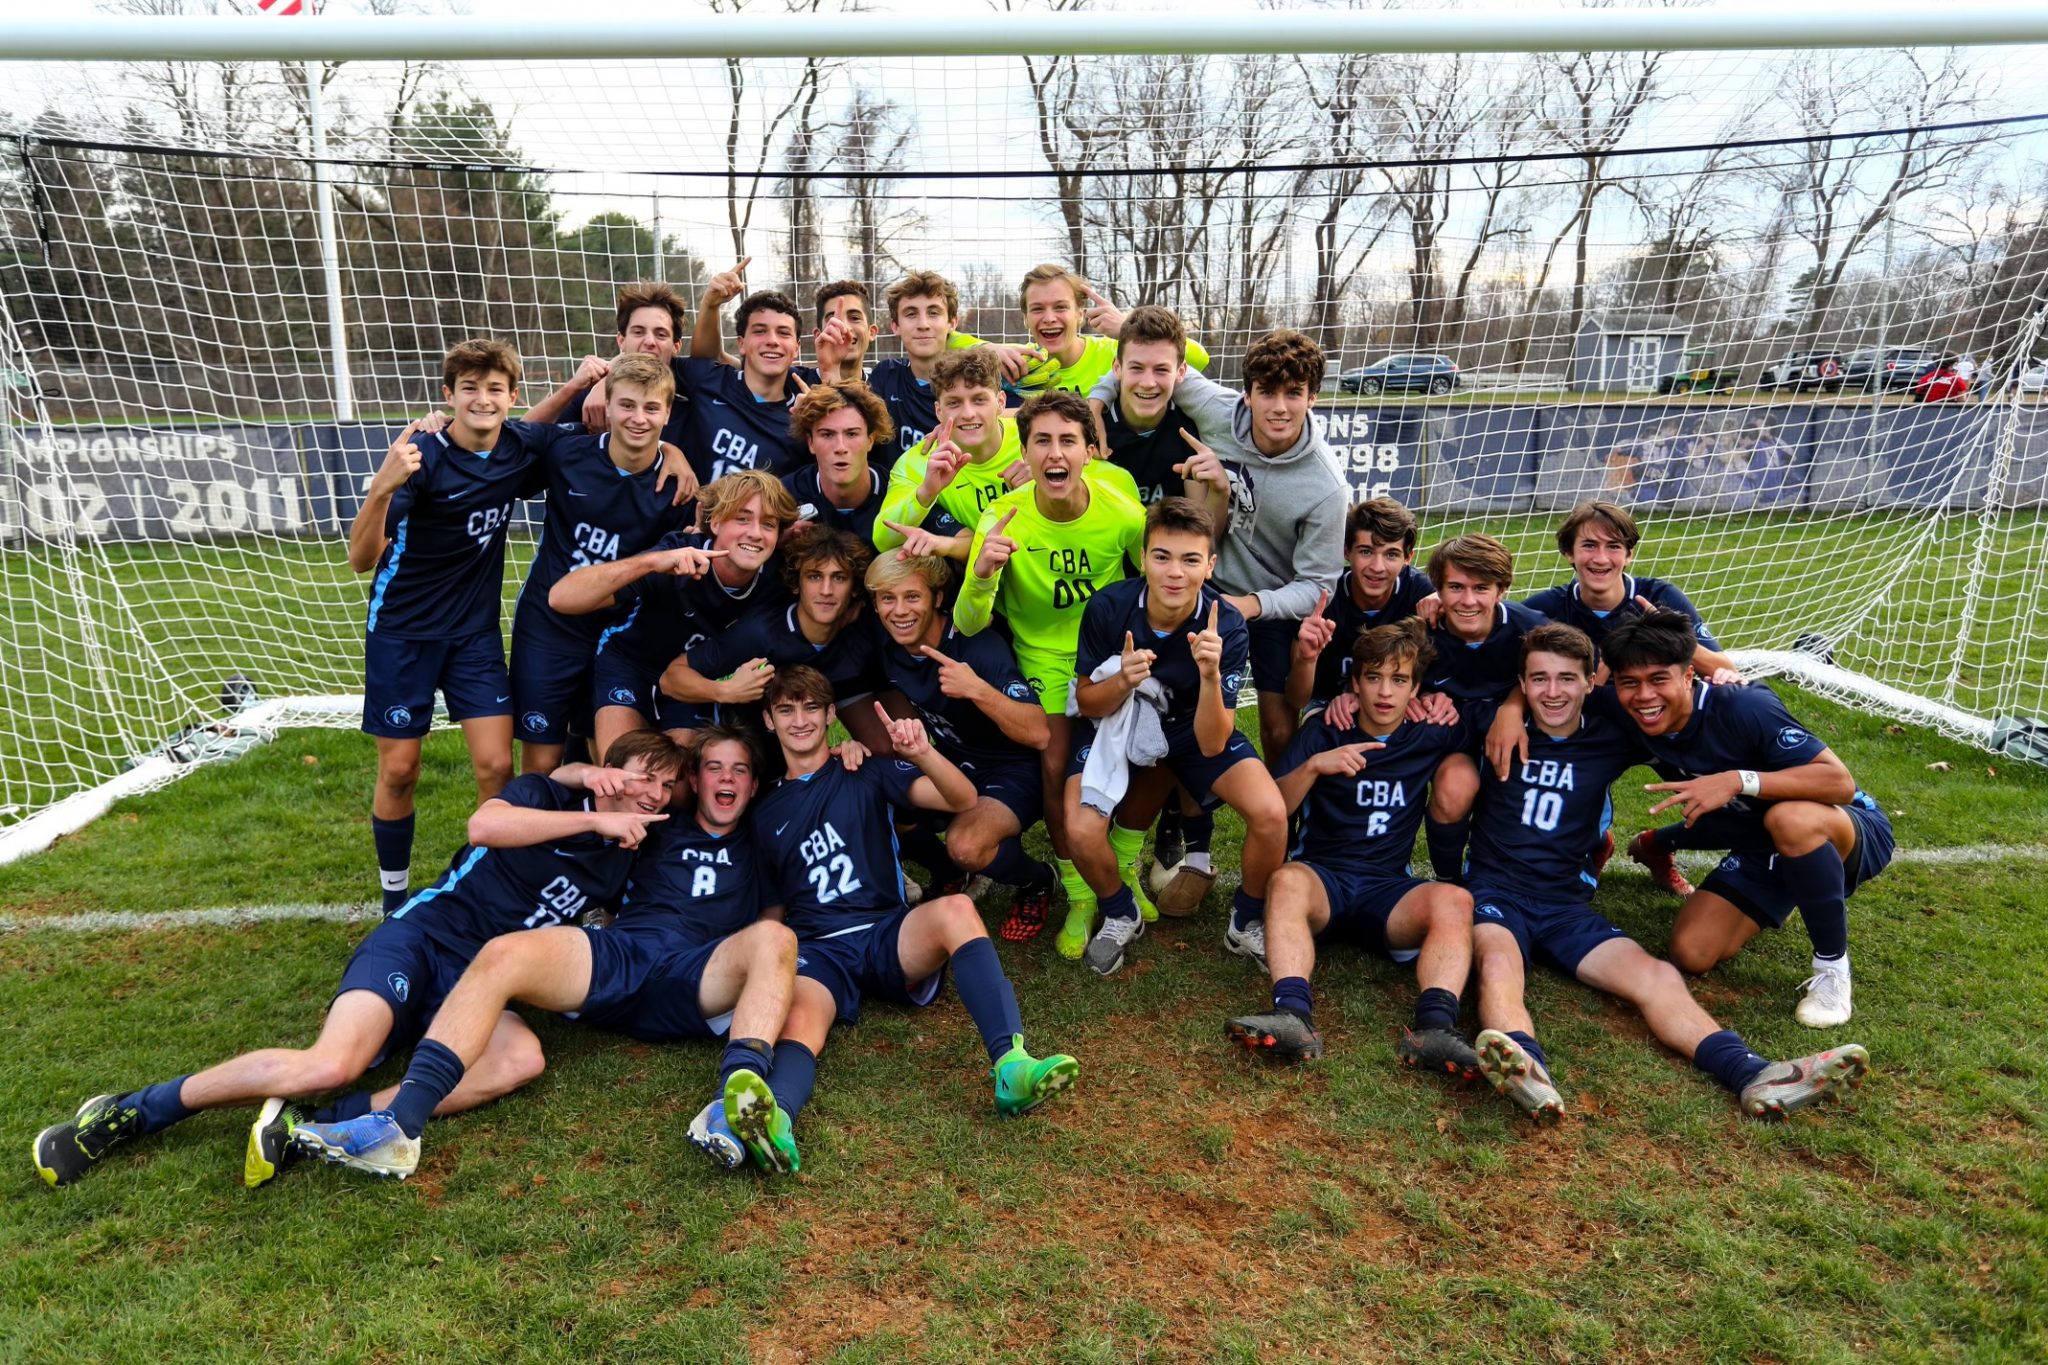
873;419;1022;551
954;461;1146;713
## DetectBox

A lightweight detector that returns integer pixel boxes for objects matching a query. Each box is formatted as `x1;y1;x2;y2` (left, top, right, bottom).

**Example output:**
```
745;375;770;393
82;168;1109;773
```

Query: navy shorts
1700;799;1896;930
1306;861;1430;963
331;916;473;1068
1066;720;1262;811
795;909;944;1025
362;629;510;738
588;652;710;734
1469;885;1630;974
1247;618;1300;696
569;924;724;1043
960;757;1044;829
510;637;597;745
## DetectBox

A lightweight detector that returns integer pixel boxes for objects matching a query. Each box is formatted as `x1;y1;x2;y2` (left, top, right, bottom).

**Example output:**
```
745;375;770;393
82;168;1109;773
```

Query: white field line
3;843;2045;935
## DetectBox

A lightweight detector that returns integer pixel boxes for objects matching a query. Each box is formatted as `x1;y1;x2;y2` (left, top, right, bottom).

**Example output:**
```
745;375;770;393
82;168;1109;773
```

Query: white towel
1071;657;1170;817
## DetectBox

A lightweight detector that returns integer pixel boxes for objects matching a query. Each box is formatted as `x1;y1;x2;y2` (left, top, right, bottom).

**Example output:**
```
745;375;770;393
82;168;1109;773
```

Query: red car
1912;360;1972;403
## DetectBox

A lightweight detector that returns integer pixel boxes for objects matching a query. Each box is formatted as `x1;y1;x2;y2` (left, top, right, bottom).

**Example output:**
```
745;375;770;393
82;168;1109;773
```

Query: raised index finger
1178;429;1204;449
1311;589;1329;619
1208;599;1220;630
735;256;751;274
920;645;958;666
992;507;1017;533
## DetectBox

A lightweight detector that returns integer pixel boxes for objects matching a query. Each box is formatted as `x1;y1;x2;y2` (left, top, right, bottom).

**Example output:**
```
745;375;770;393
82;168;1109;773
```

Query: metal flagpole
305;59;354;421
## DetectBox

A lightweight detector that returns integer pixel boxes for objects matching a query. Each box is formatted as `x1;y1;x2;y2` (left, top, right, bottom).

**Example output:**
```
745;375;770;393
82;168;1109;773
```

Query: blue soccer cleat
289;1110;420;1180
686;1099;746;1172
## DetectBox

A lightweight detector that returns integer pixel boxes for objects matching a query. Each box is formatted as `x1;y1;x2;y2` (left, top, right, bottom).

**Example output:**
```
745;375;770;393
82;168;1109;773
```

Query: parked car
1842;347;1939;392
1911;358;1972;403
1758;351;1846;392
1339;353;1460;396
1655;350;1734;395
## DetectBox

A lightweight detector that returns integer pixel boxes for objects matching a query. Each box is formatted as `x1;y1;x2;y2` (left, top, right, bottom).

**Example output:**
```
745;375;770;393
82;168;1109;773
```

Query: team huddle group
35;264;1889;1190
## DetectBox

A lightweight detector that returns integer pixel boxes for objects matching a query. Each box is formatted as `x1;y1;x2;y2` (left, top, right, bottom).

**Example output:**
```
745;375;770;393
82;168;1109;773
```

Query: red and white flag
256;0;313;14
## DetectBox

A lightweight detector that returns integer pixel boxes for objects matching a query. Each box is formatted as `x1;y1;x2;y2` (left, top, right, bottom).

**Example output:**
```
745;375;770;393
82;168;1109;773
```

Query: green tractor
1655;349;1735;396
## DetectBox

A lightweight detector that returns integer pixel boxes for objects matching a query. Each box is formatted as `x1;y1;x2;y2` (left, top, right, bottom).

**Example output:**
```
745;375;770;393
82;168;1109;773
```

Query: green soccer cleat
1476;1029;1564;1124
1121;861;1158;924
34;1094;140;1187
723;1068;800;1175
244;1097;308;1189
991;1037;1079;1117
1740;1044;1869;1120
1054;896;1097;960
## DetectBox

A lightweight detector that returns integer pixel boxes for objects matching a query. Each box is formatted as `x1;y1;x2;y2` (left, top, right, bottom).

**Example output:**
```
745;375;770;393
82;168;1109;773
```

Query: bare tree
1001;0;1104;274
834;91;923;293
703;0;830;262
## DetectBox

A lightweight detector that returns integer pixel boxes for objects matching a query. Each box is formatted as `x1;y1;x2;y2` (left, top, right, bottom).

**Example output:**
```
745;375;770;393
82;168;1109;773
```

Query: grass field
4;685;2046;1363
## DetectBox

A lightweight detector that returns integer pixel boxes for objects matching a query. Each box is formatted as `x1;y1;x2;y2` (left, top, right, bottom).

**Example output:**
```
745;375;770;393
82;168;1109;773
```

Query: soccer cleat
1794;968;1853;1028
1476;1029;1564;1124
1740;1044;1869;1119
991;1037;1079;1116
244;1097;307;1189
1082;911;1145;976
1396;1026;1482;1082
1224;917;1268;971
1000;886;1052;942
289;1110;420;1180
1054;895;1097;960
686;1099;746;1172
1592;829;1616;876
1629;830;1695;898
1225;1010;1324;1063
33;1094;139;1187
1152;862;1217;918
723;1068;799;1175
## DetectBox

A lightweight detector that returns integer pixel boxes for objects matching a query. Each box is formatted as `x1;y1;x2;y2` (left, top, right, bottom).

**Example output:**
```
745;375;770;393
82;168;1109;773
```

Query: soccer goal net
3;9;2047;854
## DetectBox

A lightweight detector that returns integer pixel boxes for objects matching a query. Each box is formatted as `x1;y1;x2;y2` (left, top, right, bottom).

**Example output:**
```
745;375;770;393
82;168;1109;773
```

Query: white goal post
4;5;2048;862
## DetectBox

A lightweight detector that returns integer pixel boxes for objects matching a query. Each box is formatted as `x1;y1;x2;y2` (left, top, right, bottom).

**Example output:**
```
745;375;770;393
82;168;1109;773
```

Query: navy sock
1182;809;1215;855
119;1077;197;1138
769;1040;818;1122
1778;845;1850;961
1230;889;1264;934
982;837;1053;891
897;821;962;884
310;1090;374;1125
1155;806;1181;846
1651;822;1691;852
1272;975;1314;1023
372;814;414;915
1099;884;1139;923
1413;986;1460;1033
1508;1030;1550;1073
1425;816;1469;883
718;1036;775;1089
389;1039;464;1139
1693;1028;1771;1094
950;938;1026;1062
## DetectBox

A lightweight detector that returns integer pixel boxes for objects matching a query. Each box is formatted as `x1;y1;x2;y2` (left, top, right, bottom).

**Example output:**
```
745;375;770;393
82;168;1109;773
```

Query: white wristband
1737;769;1762;799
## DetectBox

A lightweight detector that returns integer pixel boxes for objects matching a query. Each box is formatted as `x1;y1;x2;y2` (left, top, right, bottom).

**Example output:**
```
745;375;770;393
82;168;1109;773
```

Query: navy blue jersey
564;381;692;451
1466;702;1647;904
1281;713;1467;877
863;358;935;471
672;358;802;484
686;603;882;704
880;620;1039;767
389;774;632;952
782;464;885;544
1311;565;1436;703
1101;400;1199;507
595;531;790;675
1520;574;1721;653
365;422;563;641
611;817;770;952
1074;580;1249;729
1590;680;1866;849
513;433;692;655
756;757;927;937
1426;601;1549;703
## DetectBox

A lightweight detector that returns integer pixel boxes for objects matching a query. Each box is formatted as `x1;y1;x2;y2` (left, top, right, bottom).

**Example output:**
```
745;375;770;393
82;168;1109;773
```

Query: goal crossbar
6;7;2048;63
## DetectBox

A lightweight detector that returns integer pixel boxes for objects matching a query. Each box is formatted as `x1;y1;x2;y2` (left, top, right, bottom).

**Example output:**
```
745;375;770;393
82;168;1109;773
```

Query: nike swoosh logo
774;823;789;835
1431;678;1451;687
495;695;511;703
567;489;590;497
711;398;729;407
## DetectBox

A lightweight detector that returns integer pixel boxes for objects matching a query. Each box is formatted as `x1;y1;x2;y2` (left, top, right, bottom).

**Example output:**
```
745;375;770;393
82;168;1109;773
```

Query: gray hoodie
1093;368;1346;621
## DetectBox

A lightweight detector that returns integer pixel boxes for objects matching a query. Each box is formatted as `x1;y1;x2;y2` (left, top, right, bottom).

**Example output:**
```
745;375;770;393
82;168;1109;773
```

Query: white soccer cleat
1794;968;1853;1029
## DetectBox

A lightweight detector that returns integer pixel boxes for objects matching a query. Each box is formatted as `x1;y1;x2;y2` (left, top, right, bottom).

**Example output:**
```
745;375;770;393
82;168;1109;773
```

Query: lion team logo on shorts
607;687;638;706
383;705;413;729
522;711;550;734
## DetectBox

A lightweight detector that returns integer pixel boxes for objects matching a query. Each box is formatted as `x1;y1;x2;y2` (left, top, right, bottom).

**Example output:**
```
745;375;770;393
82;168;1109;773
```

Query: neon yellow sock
1107;824;1157;921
